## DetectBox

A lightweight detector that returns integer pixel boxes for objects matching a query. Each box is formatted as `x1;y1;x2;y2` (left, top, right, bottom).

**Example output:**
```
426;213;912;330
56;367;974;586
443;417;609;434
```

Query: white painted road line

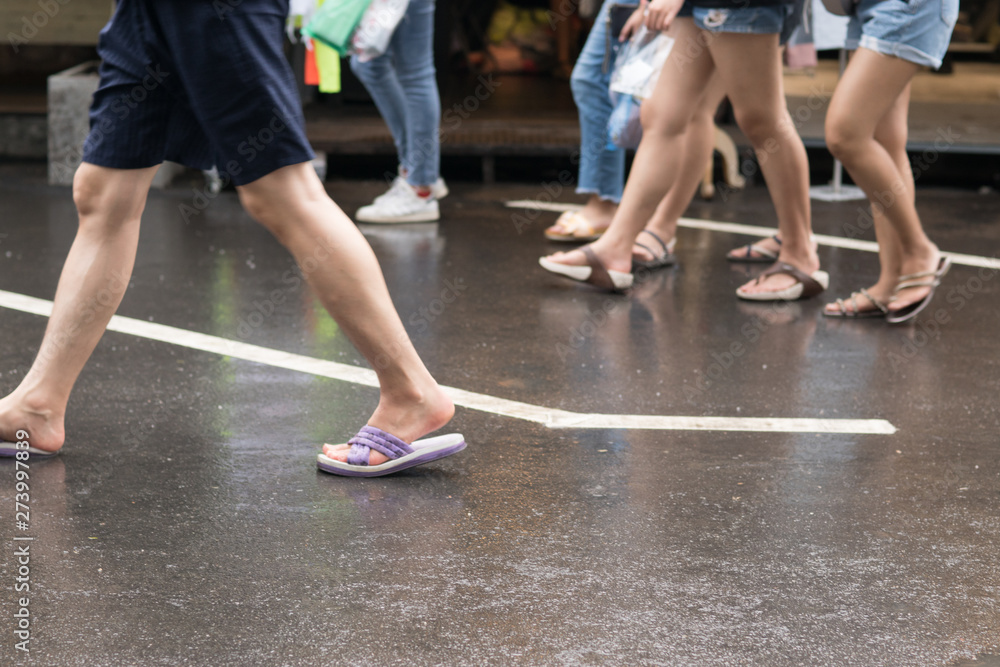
0;289;896;435
507;200;1000;271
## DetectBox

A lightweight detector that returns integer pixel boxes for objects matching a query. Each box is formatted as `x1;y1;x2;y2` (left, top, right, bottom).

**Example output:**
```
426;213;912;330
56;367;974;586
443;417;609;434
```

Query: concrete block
48;60;99;186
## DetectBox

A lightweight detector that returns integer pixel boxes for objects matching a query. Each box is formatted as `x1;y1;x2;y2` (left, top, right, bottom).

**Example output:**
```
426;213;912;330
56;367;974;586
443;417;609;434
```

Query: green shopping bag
303;0;373;56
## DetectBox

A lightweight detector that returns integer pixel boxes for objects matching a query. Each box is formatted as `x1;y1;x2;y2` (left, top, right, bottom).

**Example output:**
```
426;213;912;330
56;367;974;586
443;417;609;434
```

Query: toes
323;443;350;461
321;443;390;466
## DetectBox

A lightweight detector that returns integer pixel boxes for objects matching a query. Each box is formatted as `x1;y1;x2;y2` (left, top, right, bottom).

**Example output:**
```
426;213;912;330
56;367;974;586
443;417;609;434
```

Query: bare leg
706;32;818;294
824;82;914;315
0;163;160;452
634;73;728;261
236;163;453;465
544;18;716;273
825;48;939;313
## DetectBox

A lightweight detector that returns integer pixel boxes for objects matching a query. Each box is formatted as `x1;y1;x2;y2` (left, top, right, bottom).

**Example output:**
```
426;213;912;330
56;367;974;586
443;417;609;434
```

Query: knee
72;165;106;219
825;112;864;162
639;98;686;138
238;177;325;242
733;107;777;147
237;187;278;229
570;74;600;106
72;164;143;232
349;55;387;84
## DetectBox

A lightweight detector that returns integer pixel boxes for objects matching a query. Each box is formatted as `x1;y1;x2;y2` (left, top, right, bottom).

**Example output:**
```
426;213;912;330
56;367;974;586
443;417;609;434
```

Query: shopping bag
303;0;373;56
352;0;410;62
609;25;675;100
606;92;643;150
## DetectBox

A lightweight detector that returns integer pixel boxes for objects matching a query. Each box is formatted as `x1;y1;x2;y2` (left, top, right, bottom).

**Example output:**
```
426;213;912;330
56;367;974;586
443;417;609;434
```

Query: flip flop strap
894;278;939;293
634;241;657;259
757;262;823;298
896;270;935;283
745;242;777;260
581;246;615;291
772;234;782;246
347;426;413;466
858;288;889;314
639;229;669;256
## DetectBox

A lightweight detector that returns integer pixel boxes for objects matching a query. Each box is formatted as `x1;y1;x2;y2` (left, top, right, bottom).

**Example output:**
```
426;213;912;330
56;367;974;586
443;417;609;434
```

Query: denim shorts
692;4;794;36
846;0;959;69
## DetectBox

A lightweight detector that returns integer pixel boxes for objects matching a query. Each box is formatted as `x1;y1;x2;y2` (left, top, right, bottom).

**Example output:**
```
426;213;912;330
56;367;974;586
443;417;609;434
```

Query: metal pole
831;49;848;195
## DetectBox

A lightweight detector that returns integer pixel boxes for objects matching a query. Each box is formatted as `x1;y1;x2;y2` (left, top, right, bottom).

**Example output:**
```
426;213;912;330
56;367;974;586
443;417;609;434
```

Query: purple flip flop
317;425;466;477
0;441;59;458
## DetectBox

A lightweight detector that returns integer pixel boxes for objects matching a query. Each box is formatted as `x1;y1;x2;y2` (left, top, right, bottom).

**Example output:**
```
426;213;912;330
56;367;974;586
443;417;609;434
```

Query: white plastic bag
352;0;410;62
609;25;675;100
287;0;319;42
606;93;642;150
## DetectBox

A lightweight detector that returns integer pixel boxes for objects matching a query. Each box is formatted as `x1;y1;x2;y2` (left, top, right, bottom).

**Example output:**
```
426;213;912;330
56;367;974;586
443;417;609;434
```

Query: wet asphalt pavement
1;163;999;666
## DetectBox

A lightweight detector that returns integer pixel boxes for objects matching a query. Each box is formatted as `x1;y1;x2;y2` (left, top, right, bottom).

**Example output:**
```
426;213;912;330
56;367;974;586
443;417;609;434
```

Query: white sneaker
373;174;448;204
356;185;439;223
430;177;449;200
372;176;409;205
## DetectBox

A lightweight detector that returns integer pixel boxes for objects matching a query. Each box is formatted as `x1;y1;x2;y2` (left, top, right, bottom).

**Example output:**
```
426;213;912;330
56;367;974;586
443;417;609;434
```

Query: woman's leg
705;31;818;294
544;17;716;273
388;0;440;188
350;48;410;175
824;81;914;314
561;0;637;232
634;72;728;260
825;48;939;313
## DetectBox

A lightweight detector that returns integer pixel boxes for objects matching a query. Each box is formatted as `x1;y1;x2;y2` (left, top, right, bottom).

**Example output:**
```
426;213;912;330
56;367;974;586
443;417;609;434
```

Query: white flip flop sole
538;257;634;290
737;270;830;301
0;441;59;458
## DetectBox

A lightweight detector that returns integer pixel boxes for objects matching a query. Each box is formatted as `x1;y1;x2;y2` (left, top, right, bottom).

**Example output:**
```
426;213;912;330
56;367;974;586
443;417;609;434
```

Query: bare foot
737;256;822;296
321;383;455;466
888;248;942;314
0;394;66;453
727;234;781;261
544;197;616;240
727;234;820;262
542;244;632;275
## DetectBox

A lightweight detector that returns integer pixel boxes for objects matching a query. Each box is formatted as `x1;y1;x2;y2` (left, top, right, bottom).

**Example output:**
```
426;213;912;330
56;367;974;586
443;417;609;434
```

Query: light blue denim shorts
847;0;959;69
692;4;794;36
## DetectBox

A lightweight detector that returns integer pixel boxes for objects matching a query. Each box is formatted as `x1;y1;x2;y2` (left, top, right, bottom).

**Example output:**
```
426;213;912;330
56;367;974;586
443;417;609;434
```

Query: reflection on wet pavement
1;165;998;665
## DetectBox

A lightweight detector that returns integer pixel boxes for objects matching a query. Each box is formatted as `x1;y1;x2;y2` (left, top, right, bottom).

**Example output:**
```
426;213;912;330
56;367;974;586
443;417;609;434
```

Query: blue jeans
350;0;440;186
571;0;638;203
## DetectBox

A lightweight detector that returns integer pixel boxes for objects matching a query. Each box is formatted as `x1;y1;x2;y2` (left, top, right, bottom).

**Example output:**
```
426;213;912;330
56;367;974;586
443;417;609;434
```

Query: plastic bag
609;25;675;100
303;0;373;55
606;93;643;150
352;0;410;62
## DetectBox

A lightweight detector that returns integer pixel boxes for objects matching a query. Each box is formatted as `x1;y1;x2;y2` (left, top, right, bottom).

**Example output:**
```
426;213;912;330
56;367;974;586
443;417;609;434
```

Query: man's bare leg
235;163;453;465
0;163;160;452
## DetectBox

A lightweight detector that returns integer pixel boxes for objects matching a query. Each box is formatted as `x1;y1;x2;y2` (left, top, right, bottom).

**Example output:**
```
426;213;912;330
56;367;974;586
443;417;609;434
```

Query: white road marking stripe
0;289;896;435
507;200;1000;271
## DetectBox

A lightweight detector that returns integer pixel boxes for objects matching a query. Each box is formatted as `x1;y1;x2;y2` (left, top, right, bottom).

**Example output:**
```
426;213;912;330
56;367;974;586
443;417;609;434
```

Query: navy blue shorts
82;0;314;186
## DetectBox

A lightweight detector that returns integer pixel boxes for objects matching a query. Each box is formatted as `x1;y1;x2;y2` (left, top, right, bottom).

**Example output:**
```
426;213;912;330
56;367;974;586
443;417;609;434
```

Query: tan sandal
544;211;609;242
